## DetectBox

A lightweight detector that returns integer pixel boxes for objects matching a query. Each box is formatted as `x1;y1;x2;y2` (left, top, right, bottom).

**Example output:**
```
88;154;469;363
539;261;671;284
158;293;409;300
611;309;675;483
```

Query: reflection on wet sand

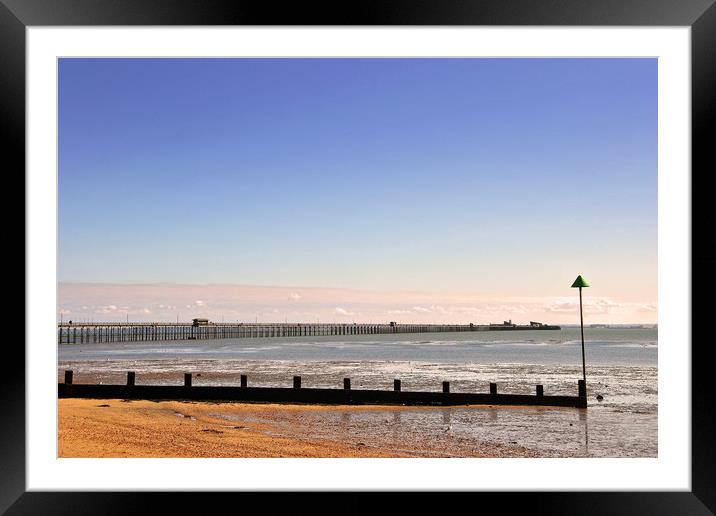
579;409;589;457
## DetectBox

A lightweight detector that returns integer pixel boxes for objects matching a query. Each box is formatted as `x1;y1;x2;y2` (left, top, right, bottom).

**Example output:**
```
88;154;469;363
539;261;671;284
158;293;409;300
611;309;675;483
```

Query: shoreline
58;398;547;458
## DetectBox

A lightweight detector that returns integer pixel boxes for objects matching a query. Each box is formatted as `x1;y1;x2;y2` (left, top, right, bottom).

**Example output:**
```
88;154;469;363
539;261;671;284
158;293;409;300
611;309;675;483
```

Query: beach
58;398;545;458
58;328;657;458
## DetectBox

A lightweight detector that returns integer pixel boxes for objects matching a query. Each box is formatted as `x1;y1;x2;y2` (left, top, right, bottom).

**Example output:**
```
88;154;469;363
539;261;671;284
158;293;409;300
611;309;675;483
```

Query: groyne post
344;378;351;390
184;373;192;387
127;372;135;386
442;381;450;393
577;379;587;407
394;379;401;392
240;375;247;388
536;385;544;397
489;382;497;395
293;376;301;389
64;370;73;385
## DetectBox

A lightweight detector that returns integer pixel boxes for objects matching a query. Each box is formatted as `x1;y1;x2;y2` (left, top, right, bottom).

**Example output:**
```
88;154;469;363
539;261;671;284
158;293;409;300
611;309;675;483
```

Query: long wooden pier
57;321;560;344
58;370;587;408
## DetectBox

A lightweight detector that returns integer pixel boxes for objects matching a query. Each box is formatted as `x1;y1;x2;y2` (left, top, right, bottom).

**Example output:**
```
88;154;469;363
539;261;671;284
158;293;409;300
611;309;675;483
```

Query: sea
58;326;657;457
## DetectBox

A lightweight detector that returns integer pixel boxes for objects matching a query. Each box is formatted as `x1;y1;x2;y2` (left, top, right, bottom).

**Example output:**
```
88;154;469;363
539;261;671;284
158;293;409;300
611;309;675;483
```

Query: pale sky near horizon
58;58;657;324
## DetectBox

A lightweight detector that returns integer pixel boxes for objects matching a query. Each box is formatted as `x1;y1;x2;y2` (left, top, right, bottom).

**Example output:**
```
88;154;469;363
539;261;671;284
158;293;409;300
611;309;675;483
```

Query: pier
57;321;561;344
58;370;587;408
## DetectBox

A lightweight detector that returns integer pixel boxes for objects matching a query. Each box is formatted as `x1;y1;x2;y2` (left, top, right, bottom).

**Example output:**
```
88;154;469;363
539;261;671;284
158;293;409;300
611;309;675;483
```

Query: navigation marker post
571;275;590;403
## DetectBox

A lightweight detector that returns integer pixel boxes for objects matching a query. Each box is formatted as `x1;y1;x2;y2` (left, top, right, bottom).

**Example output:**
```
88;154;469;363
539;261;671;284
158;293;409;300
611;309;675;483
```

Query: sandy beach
58;398;543;458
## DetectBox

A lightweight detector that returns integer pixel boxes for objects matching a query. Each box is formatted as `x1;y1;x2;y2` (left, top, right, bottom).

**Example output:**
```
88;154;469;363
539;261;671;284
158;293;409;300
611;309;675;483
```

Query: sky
58;58;657;324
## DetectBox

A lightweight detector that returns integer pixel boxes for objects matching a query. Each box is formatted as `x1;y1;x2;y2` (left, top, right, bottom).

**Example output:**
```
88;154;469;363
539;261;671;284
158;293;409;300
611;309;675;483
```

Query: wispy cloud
545;297;622;315
58;282;657;324
638;302;658;313
93;304;118;314
334;307;354;316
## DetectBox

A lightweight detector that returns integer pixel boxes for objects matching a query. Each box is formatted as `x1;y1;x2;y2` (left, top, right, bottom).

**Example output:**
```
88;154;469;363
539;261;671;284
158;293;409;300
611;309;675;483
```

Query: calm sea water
58;327;657;457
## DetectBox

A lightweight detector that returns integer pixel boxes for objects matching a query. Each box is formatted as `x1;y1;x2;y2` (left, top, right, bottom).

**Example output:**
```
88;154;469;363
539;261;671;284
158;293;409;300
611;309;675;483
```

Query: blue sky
58;58;657;323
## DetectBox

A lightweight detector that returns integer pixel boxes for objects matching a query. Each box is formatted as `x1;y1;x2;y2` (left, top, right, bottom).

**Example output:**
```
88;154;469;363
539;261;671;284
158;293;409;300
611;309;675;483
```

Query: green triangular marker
571;275;590;288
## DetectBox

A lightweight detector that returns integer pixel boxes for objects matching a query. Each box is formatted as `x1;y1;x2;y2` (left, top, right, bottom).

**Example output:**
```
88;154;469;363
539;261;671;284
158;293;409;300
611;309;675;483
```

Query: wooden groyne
58;371;587;408
57;321;561;344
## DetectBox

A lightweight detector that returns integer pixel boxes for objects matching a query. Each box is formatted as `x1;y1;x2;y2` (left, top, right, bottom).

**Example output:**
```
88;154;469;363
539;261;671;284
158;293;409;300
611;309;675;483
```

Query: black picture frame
6;0;715;513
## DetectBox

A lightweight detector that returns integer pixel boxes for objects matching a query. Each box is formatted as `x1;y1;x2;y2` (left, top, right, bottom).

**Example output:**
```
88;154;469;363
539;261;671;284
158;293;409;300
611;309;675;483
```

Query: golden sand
58;398;537;458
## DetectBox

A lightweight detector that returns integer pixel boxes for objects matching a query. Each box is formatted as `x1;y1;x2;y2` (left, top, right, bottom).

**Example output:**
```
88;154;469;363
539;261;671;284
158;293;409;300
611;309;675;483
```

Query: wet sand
58;399;541;458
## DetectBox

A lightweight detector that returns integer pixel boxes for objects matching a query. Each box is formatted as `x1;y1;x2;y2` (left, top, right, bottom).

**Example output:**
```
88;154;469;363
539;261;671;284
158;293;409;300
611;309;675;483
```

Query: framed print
7;0;716;512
